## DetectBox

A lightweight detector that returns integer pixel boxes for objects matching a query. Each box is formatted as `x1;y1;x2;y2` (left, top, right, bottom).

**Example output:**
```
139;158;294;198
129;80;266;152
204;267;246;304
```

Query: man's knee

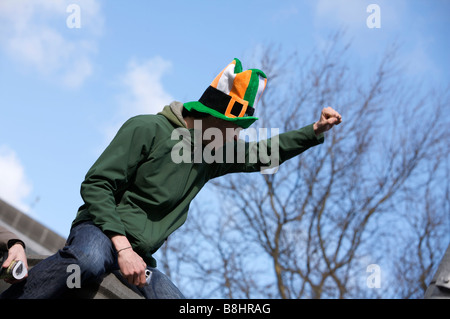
58;247;101;279
59;242;114;280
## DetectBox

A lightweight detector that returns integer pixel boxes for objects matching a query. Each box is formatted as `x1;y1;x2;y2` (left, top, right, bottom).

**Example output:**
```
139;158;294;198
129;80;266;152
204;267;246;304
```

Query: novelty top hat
183;58;267;129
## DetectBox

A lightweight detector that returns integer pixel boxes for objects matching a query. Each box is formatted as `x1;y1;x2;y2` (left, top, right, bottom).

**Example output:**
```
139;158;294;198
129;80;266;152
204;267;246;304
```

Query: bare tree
157;32;450;299
389;151;450;298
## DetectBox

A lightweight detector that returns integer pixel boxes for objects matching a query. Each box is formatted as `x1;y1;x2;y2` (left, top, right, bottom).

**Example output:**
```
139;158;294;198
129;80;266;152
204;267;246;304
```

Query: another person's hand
2;242;28;283
313;107;342;136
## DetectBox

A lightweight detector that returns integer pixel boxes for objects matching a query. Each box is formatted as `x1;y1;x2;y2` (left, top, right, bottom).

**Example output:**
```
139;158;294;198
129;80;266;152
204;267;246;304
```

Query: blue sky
0;0;449;237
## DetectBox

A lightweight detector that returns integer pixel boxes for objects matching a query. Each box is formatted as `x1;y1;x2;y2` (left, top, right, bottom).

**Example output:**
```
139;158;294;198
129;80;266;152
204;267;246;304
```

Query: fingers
131;270;146;287
1;256;13;269
118;249;148;287
136;265;147;287
327;117;339;125
125;262;147;287
322;107;342;124
123;266;146;287
2;255;29;283
138;272;147;287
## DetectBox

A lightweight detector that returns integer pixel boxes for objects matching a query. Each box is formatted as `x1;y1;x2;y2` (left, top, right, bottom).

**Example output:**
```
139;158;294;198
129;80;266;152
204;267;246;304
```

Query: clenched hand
313;107;342;136
110;234;147;287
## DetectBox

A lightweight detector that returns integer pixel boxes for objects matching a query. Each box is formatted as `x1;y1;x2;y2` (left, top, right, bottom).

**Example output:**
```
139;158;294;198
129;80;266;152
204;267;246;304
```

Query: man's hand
313;107;342;136
2;242;28;283
110;234;147;287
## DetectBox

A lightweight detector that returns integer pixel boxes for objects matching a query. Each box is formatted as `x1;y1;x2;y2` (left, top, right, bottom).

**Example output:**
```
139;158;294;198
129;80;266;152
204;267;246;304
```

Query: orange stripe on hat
229;70;252;101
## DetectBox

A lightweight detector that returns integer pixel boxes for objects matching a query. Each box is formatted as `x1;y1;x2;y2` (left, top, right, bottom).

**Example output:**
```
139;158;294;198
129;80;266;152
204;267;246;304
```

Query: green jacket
72;101;324;267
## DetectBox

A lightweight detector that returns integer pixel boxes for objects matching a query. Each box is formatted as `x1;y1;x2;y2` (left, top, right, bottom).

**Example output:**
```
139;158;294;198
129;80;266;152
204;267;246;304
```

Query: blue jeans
0;222;185;299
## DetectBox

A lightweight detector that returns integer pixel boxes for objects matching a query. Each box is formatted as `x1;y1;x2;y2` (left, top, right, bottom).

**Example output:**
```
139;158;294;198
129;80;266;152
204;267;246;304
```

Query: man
1;58;341;298
0;226;28;283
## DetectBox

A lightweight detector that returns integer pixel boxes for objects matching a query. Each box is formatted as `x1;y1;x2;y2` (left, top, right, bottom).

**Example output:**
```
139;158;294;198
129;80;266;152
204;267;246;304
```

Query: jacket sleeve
0;226;25;251
211;123;324;177
78;117;154;236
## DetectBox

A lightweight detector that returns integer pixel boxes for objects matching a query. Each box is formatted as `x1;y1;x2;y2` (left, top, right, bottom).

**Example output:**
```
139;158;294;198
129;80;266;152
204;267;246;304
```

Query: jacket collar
158;101;187;128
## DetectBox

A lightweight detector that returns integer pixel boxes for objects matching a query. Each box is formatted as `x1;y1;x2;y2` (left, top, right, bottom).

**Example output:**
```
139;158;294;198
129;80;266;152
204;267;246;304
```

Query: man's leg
0;222;118;299
137;267;185;299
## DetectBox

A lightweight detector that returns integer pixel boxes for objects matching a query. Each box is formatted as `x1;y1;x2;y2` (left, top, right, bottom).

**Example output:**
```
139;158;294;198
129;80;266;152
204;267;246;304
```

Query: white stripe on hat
254;75;267;106
216;63;237;95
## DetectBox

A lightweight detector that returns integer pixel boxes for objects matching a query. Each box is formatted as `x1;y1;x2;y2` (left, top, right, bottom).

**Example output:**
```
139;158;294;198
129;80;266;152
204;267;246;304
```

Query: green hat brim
183;101;258;129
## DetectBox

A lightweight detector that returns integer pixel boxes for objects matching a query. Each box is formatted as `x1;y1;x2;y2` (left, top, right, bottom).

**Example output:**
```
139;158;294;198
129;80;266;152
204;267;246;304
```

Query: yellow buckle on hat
224;95;248;118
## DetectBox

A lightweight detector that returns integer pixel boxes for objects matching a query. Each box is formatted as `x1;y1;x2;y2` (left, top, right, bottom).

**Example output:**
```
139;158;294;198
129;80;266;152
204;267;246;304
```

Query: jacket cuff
100;223;127;238
7;239;26;250
306;123;325;145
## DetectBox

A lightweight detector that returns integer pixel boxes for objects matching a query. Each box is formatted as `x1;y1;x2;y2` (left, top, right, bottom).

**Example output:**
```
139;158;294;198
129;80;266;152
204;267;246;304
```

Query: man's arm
78;116;154;287
211;107;342;177
79;116;154;235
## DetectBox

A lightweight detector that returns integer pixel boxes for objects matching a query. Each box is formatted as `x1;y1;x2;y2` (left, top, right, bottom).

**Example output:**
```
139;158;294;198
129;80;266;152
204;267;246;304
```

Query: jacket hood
158;101;187;128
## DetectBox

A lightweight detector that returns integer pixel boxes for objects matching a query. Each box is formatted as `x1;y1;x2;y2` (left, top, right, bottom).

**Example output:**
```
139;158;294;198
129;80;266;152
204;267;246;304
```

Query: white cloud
100;56;174;148
0;0;103;88
120;57;174;117
0;146;32;212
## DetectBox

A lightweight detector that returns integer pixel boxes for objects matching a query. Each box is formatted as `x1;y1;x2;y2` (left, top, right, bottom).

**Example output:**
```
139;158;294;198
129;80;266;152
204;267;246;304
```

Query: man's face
201;116;243;147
